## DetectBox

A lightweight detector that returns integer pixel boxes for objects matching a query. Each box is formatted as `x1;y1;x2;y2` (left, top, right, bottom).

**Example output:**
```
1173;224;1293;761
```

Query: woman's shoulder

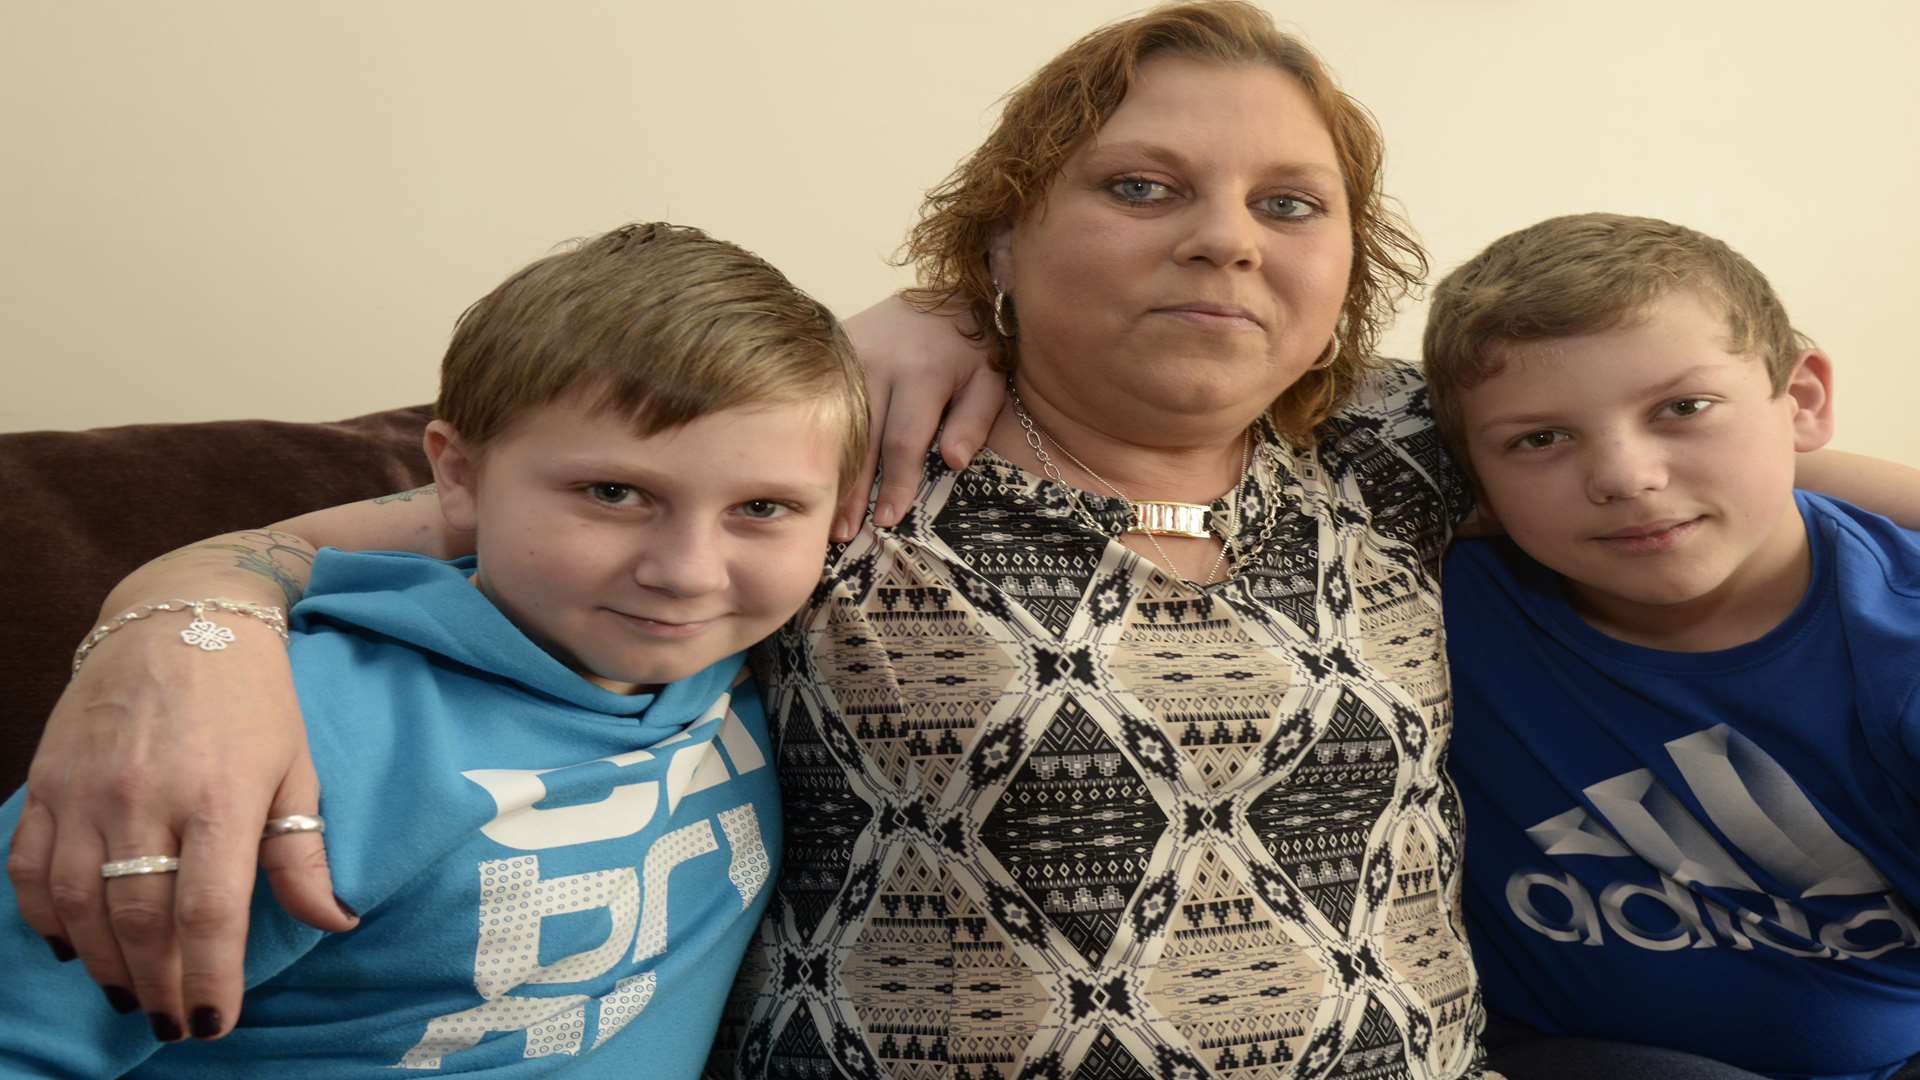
1333;357;1432;424
1313;357;1447;467
1306;357;1472;543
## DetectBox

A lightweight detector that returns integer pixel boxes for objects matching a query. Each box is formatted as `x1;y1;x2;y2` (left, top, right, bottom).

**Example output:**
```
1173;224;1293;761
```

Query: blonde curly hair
901;0;1425;443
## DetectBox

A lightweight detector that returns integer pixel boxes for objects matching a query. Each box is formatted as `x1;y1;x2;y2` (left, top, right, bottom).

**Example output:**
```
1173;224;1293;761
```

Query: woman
703;13;1484;1077
10;3;1892;1077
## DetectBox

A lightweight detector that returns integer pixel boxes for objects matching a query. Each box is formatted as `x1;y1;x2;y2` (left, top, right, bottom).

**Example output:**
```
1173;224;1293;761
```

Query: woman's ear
422;420;482;534
987;225;1015;289
1783;348;1836;453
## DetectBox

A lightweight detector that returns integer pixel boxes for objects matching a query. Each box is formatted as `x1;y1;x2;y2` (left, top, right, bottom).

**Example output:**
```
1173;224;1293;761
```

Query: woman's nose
1174;198;1261;269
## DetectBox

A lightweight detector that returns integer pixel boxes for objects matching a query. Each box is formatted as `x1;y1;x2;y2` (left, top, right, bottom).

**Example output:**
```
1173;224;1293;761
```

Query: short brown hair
436;222;868;487
899;0;1425;443
1423;213;1809;461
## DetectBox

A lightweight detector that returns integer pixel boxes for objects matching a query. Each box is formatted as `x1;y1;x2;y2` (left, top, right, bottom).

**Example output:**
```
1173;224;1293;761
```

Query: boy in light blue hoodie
0;222;868;1076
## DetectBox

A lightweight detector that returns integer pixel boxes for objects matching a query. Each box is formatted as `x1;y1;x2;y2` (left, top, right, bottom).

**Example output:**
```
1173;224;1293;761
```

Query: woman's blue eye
1112;178;1169;202
1261;196;1316;219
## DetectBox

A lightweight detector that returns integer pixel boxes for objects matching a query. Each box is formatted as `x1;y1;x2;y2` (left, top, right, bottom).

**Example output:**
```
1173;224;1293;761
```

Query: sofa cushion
0;406;435;797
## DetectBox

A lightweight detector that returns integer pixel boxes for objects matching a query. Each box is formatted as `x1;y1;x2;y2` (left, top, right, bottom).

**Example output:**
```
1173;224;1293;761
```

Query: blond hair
1423;212;1808;460
437;222;869;487
900;0;1425;443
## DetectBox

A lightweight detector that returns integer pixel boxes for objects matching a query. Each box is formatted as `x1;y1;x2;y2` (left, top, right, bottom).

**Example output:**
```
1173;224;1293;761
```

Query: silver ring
262;814;325;838
100;855;181;879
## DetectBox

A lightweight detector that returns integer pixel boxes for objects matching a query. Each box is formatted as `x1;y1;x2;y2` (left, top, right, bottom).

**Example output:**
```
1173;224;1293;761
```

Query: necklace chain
1008;384;1249;586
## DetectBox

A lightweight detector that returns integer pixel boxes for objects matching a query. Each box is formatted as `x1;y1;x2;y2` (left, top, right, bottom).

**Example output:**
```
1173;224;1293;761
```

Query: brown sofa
0;406;436;797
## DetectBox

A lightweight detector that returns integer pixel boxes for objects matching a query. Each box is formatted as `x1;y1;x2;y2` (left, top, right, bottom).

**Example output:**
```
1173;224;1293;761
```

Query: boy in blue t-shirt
1424;213;1920;1080
0;222;868;1076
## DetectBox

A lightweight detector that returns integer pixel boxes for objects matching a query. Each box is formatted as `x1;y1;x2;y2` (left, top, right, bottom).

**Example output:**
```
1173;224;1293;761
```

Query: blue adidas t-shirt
0;551;781;1077
1447;491;1920;1080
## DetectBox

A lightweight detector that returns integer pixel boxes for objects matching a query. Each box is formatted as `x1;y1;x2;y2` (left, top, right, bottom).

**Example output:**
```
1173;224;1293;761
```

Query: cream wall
3;1;1915;461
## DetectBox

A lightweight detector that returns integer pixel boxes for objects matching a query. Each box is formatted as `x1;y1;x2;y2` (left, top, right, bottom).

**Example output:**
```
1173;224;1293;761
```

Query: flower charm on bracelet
71;598;288;676
180;619;237;651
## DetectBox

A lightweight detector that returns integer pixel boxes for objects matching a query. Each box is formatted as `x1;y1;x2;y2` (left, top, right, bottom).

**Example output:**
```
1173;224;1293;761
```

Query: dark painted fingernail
149;1012;184;1042
44;935;76;962
335;893;359;919
189;1006;223;1040
102;986;139;1014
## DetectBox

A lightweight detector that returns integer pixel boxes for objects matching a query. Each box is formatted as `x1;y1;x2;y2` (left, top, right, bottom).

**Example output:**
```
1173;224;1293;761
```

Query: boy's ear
422;420;482;534
1783;348;1836;453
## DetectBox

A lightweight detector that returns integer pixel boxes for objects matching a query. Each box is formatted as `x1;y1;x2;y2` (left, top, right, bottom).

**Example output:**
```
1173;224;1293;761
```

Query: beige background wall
3;1;1915;461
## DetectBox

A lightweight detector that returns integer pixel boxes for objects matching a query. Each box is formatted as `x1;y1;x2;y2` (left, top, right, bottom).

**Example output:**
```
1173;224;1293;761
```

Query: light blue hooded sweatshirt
0;550;781;1077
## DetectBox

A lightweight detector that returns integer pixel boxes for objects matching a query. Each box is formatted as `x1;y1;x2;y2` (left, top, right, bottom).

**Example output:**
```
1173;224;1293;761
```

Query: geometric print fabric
711;364;1494;1079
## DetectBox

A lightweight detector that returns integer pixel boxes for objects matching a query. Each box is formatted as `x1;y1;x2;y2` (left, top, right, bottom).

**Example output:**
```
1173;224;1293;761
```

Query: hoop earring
992;282;1014;338
1307;339;1337;370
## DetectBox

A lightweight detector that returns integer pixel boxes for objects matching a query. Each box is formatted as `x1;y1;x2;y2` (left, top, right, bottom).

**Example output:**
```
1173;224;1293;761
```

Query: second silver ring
261;814;325;839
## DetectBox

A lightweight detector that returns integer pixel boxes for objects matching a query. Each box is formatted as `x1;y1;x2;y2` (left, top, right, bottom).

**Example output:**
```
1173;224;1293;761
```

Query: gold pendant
1128;500;1213;539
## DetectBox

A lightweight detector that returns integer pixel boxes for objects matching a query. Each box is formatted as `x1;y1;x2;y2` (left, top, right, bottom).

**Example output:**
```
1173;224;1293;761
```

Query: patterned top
712;363;1491;1080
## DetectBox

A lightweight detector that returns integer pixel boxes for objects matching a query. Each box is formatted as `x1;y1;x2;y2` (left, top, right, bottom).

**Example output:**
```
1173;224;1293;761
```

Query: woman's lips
1592;517;1702;554
1153;303;1263;330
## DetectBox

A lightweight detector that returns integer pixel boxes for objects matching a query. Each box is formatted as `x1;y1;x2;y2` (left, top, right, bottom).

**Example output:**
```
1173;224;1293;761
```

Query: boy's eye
587;483;640;506
738;499;789;520
1667;398;1714;418
1111;177;1172;203
1512;430;1564;451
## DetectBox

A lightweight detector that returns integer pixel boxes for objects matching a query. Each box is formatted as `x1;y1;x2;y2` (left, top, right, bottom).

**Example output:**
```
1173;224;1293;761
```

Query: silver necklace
1008;385;1249;586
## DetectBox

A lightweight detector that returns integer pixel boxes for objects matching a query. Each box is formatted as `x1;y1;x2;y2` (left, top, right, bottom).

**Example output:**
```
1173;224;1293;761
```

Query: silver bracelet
71;598;289;677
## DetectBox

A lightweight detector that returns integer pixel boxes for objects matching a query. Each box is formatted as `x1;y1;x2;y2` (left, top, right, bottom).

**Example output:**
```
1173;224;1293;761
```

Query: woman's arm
8;492;464;1042
1797;449;1920;528
14;293;1006;1040
833;294;1004;539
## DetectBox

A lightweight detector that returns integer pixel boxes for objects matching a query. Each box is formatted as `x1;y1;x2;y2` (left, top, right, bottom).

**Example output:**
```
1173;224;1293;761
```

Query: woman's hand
7;526;349;1044
10;620;348;1042
835;294;1005;540
8;496;455;1041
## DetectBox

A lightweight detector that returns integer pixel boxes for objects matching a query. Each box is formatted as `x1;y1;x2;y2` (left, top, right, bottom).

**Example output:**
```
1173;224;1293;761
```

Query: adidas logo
1507;724;1920;959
